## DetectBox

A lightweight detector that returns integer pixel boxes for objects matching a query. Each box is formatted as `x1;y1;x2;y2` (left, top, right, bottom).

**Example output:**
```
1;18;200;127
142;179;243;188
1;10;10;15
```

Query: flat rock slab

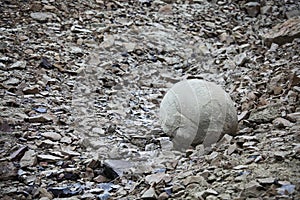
37;154;62;162
30;12;53;22
264;17;300;46
20;150;37;168
41;132;62;141
26;115;53;123
248;103;281;123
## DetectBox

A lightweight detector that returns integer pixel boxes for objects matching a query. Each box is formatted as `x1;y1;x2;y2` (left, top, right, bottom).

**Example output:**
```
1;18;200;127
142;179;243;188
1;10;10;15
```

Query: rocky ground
0;0;300;199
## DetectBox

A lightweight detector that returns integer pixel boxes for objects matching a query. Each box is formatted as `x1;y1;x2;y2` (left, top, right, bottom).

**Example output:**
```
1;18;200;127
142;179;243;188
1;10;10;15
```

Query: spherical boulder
159;79;238;151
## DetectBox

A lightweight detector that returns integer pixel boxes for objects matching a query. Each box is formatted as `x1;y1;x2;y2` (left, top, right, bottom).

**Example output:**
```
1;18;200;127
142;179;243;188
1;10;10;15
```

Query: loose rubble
0;0;299;199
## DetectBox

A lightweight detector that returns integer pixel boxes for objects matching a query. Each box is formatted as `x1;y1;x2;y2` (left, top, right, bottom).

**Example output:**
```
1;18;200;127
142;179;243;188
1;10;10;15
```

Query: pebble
104;159;134;177
141;187;157;199
145;172;166;184
22;85;40;94
4;78;20;85
234;52;247;66
227;143;237;155
26;115;53;123
257;177;275;184
183;176;208;186
30;12;53;22
206;195;219;200
272;117;293;128
60;136;72;144
60;147;80;156
20;150;36;168
158;192;169;200
37;154;62;162
233;165;249;170
41;132;62;141
91;127;105;136
8;61;27;69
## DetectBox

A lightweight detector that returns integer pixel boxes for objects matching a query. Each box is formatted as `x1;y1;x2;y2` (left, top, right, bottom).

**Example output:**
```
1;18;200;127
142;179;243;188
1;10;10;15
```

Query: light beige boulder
159;79;238;151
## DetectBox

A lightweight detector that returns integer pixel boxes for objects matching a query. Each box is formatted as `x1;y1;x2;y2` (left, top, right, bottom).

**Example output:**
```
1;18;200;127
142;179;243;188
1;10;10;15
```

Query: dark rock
244;2;260;17
0;119;12;132
48;183;83;197
22;85;40;94
0;162;18;181
10;145;28;161
39;57;53;69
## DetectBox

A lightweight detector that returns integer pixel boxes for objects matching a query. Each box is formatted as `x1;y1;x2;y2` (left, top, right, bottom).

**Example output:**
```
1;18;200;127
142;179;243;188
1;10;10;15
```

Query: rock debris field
0;0;300;199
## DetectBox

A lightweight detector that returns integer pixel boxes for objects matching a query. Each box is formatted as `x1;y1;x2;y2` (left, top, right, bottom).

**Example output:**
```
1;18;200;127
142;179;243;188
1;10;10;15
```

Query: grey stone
61;147;81;156
160;79;238;151
286;9;300;19
264;17;300;46
26;115;53;123
41;132;62;141
20;150;36;168
273;117;293;128
37;154;62;162
198;189;218;199
243;181;264;197
249;103;281;123
23;85;40;94
260;6;272;15
183;175;208;186
91;127;105;136
71;25;92;33
234;52;247;66
8;61;27;69
141;187;157;199
257;177;275;184
218;193;231;200
104;159;134;176
145;172;167;184
0;162;18;181
159;137;173;151
158;192;169;200
30;12;53;22
4;77;20;85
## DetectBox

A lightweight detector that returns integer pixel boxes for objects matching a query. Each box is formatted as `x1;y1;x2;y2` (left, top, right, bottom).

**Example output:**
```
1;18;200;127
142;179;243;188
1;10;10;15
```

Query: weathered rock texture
160;79;238;151
264;16;300;46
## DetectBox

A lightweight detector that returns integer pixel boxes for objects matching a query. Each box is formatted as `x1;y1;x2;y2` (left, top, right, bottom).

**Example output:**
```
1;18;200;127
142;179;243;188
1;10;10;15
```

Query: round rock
159;79;238;151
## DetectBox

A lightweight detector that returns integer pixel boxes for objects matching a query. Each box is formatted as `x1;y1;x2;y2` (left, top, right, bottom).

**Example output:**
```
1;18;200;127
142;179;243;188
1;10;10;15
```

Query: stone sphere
159;79;238;151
